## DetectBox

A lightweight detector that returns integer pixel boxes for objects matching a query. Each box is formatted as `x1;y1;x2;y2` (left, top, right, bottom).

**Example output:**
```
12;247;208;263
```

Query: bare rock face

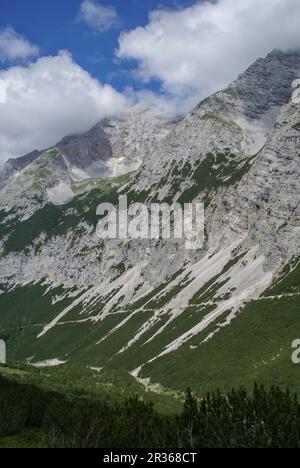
0;150;41;191
206;93;300;269
58;124;113;176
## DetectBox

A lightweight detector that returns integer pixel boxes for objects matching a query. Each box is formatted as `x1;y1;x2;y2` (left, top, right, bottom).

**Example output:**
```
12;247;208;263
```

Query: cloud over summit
117;0;300;106
0;51;128;163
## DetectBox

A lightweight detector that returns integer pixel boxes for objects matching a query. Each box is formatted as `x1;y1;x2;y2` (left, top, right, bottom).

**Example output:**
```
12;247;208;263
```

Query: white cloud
78;0;120;33
0;26;39;62
117;0;300;109
0;51;129;163
124;87;197;117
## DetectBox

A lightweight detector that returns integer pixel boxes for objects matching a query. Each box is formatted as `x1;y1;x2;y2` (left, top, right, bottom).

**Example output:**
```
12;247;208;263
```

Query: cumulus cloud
78;0;120;33
0;26;39;62
117;0;300;109
0;51;129;163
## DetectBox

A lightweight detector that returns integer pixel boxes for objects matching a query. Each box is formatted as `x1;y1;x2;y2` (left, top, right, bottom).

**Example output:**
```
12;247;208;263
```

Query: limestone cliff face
0;150;41;191
205;93;300;269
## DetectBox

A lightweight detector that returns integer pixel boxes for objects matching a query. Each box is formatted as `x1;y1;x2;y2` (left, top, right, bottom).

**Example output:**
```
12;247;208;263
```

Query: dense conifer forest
1;373;300;448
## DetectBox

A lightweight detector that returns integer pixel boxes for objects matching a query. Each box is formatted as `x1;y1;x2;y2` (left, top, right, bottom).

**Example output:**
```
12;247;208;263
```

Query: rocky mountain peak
229;48;300;115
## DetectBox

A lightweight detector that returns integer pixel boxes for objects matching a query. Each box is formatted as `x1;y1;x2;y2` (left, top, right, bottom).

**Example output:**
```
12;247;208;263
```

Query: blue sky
0;0;195;93
0;0;300;162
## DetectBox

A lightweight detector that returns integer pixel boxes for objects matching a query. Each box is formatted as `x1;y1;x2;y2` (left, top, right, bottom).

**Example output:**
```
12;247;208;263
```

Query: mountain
0;49;299;395
0;150;41;191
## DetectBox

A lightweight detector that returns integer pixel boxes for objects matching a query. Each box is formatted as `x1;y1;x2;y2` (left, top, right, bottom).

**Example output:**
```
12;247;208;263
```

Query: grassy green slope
0;363;182;416
141;264;300;395
1;260;300;398
3;182;122;255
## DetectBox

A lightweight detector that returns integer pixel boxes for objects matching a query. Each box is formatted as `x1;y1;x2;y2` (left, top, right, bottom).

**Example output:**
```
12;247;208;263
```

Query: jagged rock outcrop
0;150;41;191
